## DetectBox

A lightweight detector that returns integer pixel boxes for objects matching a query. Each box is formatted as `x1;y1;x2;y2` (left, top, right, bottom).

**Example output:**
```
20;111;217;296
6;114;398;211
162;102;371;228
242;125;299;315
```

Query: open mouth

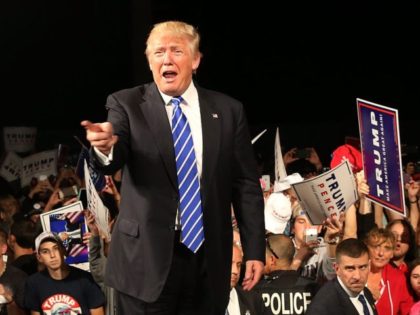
163;71;177;79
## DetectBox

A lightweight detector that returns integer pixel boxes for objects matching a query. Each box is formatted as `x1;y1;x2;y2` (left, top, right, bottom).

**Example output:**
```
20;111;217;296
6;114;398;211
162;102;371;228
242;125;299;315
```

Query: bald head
266;234;295;264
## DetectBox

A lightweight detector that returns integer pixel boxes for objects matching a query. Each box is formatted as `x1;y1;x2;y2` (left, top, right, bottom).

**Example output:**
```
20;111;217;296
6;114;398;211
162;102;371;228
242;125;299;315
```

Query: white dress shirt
94;81;203;228
227;288;241;315
337;276;373;315
94;81;203;176
160;81;203;177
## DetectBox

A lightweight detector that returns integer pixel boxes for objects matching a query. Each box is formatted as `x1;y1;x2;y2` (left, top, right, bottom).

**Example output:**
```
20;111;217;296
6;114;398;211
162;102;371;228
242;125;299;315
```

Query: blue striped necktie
171;96;204;253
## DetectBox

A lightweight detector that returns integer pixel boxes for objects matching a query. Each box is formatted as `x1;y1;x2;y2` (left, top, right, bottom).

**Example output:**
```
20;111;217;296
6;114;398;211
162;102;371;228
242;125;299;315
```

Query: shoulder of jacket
197;86;242;106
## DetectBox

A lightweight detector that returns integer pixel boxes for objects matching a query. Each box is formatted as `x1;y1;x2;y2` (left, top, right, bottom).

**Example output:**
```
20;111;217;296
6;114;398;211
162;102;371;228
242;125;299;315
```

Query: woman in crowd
409;259;420;314
364;227;414;314
386;219;417;275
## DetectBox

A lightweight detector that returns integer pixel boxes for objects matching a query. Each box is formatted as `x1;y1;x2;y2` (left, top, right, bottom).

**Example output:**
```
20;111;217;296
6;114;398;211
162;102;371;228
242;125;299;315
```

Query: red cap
330;144;363;173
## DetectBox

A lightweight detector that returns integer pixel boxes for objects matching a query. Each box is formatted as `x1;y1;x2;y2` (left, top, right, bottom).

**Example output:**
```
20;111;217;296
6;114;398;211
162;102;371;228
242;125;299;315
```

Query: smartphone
59;185;78;199
78;188;87;209
304;228;318;243
295;148;310;159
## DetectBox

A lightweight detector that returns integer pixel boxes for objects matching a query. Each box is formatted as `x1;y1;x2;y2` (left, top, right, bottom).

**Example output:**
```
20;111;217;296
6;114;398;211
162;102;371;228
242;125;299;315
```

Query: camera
59;185;78;199
304;228;318;243
24;203;43;218
38;174;48;182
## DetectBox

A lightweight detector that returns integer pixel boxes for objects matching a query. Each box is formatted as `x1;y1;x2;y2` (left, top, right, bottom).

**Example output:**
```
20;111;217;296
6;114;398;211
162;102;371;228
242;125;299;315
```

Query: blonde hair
292;202;306;219
145;21;201;58
364;227;395;249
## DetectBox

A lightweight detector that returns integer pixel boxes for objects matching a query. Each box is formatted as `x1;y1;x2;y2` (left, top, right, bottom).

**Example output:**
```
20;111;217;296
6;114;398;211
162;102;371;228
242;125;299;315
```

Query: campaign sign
49;210;88;266
0;151;22;181
357;98;406;216
292;161;357;225
21;149;57;187
40;201;89;270
3;126;37;153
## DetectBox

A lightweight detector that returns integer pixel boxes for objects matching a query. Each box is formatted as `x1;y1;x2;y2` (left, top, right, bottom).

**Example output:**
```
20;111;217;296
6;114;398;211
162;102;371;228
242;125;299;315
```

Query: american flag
68;243;87;257
50;211;84;249
55;211;84;224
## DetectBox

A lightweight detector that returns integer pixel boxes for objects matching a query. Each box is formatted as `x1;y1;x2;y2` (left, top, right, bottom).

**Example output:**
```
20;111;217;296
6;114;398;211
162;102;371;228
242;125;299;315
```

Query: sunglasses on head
266;234;279;259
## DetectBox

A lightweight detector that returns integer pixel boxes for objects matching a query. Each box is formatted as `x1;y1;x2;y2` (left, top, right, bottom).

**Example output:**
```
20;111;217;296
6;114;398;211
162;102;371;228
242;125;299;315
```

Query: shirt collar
160;81;198;107
337;276;365;298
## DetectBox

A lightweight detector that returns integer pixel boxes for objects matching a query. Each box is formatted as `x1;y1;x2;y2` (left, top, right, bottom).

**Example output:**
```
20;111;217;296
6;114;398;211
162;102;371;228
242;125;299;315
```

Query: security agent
252;234;319;315
306;238;377;315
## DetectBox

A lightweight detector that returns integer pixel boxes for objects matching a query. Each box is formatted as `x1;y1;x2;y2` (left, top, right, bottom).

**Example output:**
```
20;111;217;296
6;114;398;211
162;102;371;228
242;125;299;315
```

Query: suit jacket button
170;224;180;231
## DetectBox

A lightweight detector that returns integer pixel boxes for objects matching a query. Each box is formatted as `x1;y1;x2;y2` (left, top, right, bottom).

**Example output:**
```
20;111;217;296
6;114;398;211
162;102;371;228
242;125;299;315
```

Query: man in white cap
264;193;292;235
274;173;304;207
24;231;105;315
264;173;304;235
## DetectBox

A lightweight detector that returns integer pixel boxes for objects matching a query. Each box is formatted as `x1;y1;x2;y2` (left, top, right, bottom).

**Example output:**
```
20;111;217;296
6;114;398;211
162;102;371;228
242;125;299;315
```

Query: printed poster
40;201;89;269
292;161;358;225
357;98;406;216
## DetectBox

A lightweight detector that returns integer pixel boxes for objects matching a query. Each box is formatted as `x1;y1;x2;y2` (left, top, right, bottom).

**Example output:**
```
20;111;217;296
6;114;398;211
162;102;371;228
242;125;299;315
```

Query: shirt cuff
93;146;114;165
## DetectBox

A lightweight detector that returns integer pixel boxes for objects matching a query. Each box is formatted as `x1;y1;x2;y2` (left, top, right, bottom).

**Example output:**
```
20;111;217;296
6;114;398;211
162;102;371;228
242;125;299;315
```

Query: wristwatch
325;237;339;245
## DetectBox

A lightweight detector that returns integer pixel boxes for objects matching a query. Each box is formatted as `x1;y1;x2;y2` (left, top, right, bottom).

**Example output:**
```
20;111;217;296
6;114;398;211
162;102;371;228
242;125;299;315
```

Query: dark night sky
2;1;419;165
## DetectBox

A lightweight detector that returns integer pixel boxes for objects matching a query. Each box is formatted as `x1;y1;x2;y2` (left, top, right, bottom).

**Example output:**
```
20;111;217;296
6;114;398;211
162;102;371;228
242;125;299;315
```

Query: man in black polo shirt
252;234;319;315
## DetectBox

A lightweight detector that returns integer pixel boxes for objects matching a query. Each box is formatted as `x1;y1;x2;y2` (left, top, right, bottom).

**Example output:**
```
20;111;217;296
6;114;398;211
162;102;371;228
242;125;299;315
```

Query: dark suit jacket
235;286;264;315
99;82;265;308
306;278;377;315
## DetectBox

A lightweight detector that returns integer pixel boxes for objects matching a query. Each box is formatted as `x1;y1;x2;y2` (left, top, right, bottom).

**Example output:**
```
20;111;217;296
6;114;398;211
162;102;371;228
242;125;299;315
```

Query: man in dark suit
306;238;377;315
227;240;263;315
82;20;265;315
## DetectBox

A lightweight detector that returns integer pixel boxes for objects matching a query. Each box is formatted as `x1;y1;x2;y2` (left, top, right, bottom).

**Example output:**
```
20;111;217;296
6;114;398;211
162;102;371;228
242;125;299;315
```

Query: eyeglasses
266;235;279;259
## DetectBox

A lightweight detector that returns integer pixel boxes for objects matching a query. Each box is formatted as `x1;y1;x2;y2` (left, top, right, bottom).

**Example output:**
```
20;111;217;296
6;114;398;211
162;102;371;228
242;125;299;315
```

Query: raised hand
81;120;118;155
283;147;299;166
356;170;370;197
306;147;322;171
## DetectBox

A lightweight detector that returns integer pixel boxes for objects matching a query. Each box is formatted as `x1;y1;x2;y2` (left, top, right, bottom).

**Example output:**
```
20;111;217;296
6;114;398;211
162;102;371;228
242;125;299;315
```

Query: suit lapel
363;288;378;315
139;84;178;190
138;84;222;200
198;90;220;208
333;279;361;315
236;288;246;315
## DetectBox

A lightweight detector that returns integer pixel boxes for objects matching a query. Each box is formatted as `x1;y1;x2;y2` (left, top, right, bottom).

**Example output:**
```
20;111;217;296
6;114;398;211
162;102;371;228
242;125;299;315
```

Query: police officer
252;234;319;315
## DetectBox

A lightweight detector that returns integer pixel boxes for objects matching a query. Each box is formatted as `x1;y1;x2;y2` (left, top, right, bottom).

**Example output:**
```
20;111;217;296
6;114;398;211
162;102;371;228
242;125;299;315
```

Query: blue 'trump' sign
357;99;406;216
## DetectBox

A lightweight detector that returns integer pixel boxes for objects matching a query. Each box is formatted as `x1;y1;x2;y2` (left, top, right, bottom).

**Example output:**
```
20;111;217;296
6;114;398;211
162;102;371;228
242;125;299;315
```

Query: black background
2;1;419;167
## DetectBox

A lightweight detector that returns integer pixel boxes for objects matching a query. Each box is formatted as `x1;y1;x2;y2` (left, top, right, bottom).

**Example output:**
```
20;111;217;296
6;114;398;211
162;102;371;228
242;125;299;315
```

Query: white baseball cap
264;193;292;234
273;173;304;192
35;231;63;253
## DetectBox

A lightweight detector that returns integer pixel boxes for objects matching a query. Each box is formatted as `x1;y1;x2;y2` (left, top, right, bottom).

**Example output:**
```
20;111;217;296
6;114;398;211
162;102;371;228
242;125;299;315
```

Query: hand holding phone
59;185;78;199
304;228;318;243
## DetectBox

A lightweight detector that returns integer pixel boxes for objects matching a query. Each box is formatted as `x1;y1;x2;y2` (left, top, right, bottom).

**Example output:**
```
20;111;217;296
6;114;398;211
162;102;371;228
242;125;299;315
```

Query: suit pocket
119;218;139;238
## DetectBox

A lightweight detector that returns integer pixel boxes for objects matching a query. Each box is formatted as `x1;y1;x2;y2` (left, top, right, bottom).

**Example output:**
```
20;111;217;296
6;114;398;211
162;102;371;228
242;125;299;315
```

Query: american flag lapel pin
212;113;218;119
